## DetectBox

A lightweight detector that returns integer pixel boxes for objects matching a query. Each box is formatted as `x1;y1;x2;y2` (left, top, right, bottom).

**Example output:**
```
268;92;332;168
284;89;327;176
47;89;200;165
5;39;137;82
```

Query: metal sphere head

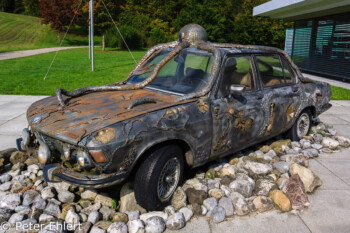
178;24;208;44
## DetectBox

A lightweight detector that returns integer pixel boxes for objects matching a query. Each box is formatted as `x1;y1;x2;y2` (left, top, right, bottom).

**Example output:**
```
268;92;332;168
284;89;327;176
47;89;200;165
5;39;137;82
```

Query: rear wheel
134;145;184;210
287;109;312;141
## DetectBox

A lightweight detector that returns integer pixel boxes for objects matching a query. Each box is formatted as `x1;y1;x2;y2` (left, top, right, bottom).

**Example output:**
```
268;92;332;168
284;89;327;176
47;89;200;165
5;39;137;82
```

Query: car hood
27;89;189;145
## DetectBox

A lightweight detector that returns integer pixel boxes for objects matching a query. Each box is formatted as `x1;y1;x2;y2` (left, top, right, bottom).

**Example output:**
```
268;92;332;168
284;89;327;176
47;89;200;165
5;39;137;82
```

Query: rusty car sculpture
18;24;332;210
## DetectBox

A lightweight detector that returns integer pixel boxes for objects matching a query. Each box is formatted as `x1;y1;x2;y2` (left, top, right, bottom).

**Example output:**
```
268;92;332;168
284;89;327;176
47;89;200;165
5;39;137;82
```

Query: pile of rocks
0;123;349;233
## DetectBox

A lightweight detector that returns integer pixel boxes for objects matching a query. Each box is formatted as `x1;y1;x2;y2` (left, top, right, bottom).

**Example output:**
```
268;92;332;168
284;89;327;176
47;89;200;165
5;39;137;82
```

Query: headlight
62;144;71;161
38;143;51;165
77;149;93;169
21;128;30;149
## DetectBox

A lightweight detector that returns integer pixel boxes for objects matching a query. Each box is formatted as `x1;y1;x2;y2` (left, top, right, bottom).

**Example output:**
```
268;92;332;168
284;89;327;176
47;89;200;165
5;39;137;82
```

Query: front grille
35;132;64;156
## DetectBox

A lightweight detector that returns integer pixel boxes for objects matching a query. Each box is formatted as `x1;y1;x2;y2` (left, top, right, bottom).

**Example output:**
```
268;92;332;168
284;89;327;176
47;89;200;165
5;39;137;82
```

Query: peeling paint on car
22;24;332;188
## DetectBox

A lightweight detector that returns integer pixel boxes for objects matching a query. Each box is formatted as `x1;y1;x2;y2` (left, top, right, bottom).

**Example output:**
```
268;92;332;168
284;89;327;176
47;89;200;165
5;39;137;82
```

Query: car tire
287;109;312;141
134;145;184;211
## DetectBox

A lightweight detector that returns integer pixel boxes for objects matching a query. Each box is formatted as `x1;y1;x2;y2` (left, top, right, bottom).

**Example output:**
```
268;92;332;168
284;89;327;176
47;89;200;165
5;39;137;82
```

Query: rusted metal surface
24;23;332;188
28;89;192;145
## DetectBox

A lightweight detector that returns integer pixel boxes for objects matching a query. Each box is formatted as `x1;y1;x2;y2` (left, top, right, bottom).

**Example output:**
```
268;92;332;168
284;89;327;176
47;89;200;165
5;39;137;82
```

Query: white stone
254;179;276;196
43;200;61;218
219;164;235;178
255;150;264;156
220;185;230;196
327;128;337;136
39;214;54;222
0;193;21;210
201;205;208;215
58;190;75;203
273;161;290;174
336;136;350;147
232;198;249;215
90;226;106;233
48;181;71;192
27;164;40;174
8;213;25;227
311;144;323;150
0;181;12;191
178;207;193;222
166;212;185;230
229;179;255;198
88;211;101;224
0;174;12;183
265;150;277;158
65;209;80;230
107;222;128;233
203;198;217;212
207;179;220;189
32;198;46;210
140;211;168;222
210;206;226;223
126;210;140;221
218;197;234;216
41;186;56;200
289;163;323;192
244;161;272;175
128;219;145;233
145;216;166;233
322;137;339;150
81;189;98;201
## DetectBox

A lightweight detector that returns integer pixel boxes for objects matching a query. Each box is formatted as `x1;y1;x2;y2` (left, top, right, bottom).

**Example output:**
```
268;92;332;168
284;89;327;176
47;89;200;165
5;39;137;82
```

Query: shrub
149;27;169;45
106;25;144;49
105;27;119;48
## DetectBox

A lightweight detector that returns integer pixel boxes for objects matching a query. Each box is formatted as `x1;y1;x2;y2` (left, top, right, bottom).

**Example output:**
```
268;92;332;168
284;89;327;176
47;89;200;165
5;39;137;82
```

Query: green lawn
0;48;146;95
331;85;350;100
1;47;350;100
0;12;100;52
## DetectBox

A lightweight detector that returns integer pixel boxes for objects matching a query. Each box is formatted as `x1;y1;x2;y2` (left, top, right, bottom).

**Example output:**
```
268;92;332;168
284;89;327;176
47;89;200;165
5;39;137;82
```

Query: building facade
253;0;350;82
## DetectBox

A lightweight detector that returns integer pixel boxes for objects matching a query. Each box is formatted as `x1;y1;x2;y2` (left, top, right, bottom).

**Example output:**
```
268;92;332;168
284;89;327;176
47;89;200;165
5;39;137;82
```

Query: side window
256;55;285;87
218;56;255;97
281;58;294;84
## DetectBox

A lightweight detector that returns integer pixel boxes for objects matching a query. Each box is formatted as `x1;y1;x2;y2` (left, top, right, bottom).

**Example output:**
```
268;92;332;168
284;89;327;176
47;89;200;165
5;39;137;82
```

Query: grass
1;47;350;100
330;85;350;100
0;12;101;52
0;48;146;95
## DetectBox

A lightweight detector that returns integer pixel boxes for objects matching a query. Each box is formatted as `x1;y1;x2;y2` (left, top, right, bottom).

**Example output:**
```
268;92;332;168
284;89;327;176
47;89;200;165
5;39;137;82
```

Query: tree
82;0;124;51
23;0;40;16
0;0;25;13
39;0;82;42
232;0;292;48
0;0;15;12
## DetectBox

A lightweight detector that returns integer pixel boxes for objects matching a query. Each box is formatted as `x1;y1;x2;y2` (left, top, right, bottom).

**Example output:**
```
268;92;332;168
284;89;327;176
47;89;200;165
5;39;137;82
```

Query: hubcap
297;113;310;138
157;157;180;201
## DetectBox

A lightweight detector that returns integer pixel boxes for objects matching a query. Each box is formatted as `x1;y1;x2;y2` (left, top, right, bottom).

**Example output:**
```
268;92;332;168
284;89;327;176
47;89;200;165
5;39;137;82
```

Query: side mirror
229;85;246;96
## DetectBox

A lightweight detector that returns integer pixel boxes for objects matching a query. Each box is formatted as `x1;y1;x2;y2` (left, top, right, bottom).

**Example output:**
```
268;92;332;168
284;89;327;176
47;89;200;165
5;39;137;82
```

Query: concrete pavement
303;73;350;90
0;46;87;61
0;95;349;233
0;95;48;149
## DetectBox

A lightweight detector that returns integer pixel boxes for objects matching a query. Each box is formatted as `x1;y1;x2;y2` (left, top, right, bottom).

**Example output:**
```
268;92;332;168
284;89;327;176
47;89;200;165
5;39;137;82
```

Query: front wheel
287;109;312;141
134;145;184;211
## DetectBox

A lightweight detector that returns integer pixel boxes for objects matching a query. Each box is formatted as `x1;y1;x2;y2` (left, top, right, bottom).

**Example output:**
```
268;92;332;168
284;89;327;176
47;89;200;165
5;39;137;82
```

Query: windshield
127;48;213;94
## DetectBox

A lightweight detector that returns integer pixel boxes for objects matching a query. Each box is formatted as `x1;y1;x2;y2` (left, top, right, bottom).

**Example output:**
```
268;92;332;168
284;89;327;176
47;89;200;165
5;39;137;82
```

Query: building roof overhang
253;0;350;20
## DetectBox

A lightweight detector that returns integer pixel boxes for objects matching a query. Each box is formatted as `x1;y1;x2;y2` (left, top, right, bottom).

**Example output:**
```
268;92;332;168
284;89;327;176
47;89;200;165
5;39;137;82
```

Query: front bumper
320;103;332;114
43;164;128;189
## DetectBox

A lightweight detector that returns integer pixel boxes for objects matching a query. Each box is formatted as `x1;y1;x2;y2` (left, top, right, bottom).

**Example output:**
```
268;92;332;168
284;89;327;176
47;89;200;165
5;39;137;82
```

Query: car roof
218;47;282;55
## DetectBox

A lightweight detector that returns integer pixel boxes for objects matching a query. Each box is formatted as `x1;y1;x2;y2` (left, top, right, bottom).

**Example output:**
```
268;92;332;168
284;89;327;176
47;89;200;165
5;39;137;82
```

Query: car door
211;54;265;157
254;54;302;138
